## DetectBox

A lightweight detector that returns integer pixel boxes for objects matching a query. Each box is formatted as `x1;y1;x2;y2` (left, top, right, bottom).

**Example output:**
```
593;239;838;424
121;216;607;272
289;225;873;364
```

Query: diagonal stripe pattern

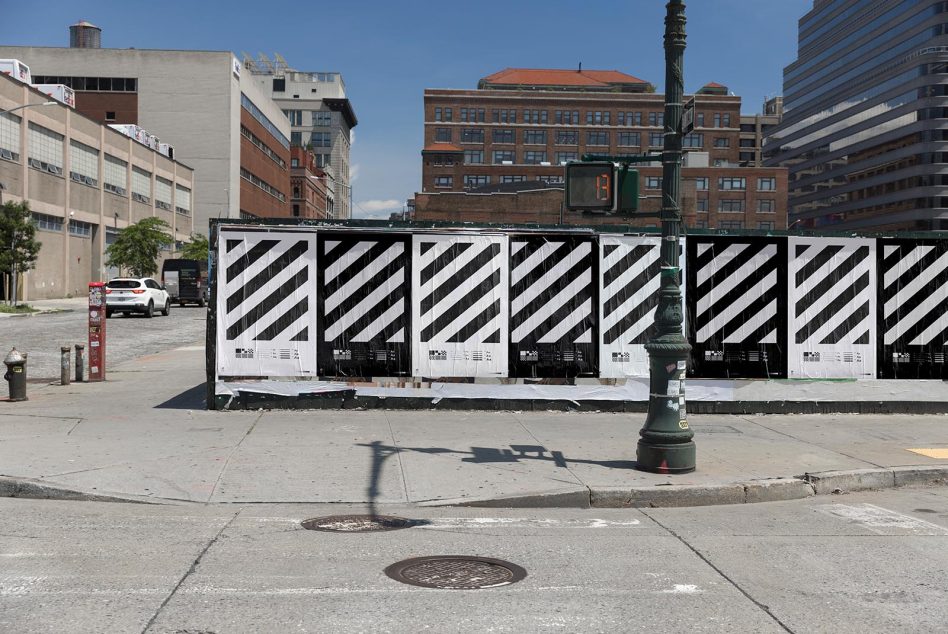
510;238;595;345
792;242;873;345
223;237;311;342
694;241;781;344
321;238;407;344
417;239;504;344
880;242;948;347
601;242;662;345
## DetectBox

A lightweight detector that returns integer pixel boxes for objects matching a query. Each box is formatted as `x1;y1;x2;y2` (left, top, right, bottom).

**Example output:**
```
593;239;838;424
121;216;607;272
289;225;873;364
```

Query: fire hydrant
3;347;28;402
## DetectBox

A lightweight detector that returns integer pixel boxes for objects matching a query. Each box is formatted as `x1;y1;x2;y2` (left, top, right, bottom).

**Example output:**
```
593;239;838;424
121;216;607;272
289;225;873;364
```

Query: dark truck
161;258;208;307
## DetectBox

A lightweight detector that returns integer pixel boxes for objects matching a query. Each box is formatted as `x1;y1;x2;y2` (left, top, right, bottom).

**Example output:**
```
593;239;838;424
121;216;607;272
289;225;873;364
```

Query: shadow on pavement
155;383;207;409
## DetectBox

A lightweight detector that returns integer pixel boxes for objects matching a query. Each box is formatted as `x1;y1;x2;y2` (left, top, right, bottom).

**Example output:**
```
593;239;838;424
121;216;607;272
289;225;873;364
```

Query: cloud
350;163;361;183
355;198;403;218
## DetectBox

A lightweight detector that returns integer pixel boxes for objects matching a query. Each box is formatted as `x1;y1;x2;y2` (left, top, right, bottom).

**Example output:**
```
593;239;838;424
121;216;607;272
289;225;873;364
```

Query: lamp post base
636;440;696;474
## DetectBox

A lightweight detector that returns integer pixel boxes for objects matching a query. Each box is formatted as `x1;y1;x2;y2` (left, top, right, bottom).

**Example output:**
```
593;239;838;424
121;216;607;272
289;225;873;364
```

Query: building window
501;175;526;183
434;176;453;188
464;150;484;164
718;177;746;191
739;138;756;148
293;204;300;217
696;198;708;212
0;112;21;162
32;212;64;232
523;150;547;164
431;154;455;167
69;140;99;187
242;93;290;149
719;220;744;230
556;151;578;164
537;175;564;184
586;131;609;146
617;132;641;147
435;128;452;142
492;109;516;123
316;153;331;167
273;77;285;92
131;166;151;203
68;219;93;238
718;199;745;213
757;199;775;213
310;132;332;148
555;110;579;124
695;177;709;191
290;131;303;146
241;125;288;168
312;111;332;126
283;109;303;126
103;155;127;196
443;107;453;122
713;137;730;148
175;184;191;216
523;109;548;124
104;111;116;121
713;113;721;127
682;133;703;148
648;112;664;127
155;176;173;211
645;176;662;189
556;130;578;145
293;186;301;198
434;107;442;121
493;150;515;164
460;107;486;123
240;168;286;202
740;152;756;162
461;128;485;143
713;113;732;128
758;221;775;230
617;112;642;126
464;175;490;188
757;177;776;191
28;123;64;174
696;113;705;127
648;132;664;147
523;130;547;145
493;128;515;144
291;158;299;167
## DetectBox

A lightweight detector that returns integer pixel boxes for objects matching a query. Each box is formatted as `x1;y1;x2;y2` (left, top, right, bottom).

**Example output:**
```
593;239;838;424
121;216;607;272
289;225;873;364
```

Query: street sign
682;97;696;135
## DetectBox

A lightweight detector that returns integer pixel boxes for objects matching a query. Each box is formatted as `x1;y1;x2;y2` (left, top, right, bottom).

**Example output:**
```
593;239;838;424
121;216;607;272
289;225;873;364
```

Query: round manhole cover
301;514;417;532
385;556;527;589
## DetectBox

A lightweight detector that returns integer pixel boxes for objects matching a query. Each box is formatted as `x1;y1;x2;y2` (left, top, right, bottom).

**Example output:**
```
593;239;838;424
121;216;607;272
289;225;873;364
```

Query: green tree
106;217;173;277
0;201;41;305
180;232;208;262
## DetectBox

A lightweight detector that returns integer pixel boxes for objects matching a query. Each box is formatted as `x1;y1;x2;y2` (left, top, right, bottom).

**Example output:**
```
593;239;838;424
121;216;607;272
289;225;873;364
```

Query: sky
5;0;813;219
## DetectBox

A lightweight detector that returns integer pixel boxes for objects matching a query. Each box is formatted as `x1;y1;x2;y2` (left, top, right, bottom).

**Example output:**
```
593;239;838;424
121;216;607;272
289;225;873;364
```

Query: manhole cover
301;514;417;532
385;556;527;589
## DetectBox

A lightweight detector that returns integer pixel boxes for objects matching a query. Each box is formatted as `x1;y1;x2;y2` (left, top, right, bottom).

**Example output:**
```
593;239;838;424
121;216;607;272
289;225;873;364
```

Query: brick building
290;146;333;219
419;68;787;229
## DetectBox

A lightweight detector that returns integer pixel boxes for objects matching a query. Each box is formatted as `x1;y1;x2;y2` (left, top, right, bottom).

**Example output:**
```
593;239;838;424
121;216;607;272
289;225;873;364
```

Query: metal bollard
3;348;28;402
75;344;85;383
60;346;71;386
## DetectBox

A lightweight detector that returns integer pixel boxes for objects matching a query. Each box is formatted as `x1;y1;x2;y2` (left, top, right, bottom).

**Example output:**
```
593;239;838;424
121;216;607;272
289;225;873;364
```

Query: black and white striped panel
687;236;787;378
216;229;318;377
411;234;508;377
317;233;409;376
788;237;875;378
879;239;948;379
599;236;661;378
509;235;597;377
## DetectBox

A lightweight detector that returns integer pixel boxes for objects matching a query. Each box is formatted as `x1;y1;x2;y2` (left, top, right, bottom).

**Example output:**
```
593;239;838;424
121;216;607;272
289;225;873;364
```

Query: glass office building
764;0;948;230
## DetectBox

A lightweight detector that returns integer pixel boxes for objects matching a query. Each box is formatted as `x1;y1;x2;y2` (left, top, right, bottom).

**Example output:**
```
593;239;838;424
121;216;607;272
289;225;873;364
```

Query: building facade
0;74;193;300
0;42;291;232
247;56;356;219
764;0;948;231
290;146;333;219
739;97;782;167
420;68;788;230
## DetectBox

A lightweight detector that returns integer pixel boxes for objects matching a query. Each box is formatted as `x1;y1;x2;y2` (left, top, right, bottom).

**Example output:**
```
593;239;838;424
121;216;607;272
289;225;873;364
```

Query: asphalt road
1;486;946;633
1;306;206;380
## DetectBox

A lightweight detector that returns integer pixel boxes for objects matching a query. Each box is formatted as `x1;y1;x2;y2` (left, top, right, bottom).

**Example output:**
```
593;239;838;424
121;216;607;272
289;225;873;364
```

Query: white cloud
350;163;361;183
355;198;403;219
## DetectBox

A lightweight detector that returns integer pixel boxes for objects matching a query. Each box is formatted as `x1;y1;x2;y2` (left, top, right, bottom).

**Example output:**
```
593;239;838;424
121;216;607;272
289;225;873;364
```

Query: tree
180;232;208;262
0;201;41;305
106;217;173;277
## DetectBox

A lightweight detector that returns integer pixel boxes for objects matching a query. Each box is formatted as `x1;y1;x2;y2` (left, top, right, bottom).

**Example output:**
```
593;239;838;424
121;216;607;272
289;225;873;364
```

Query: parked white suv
106;278;171;318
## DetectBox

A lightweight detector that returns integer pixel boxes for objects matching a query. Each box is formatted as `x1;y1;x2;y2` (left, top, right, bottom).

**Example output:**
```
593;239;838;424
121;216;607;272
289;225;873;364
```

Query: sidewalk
1;344;946;508
0;297;87;318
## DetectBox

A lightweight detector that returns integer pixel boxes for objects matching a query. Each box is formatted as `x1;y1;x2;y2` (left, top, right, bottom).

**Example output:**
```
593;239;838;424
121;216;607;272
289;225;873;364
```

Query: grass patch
0;304;38;314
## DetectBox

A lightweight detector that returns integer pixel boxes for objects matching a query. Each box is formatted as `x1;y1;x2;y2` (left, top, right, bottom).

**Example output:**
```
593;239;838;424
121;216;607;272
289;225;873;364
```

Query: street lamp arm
0;101;56;116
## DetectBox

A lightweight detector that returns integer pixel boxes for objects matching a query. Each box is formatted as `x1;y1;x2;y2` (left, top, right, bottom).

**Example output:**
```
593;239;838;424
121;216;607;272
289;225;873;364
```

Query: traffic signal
565;162;639;213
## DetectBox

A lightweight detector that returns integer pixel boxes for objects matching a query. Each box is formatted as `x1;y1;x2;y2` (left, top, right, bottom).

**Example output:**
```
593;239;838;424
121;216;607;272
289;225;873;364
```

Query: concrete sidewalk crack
206;412;263;503
513;414;586;488
384;413;411;504
141;509;241;633
644;510;795;633
66;418;83;435
738;415;886;469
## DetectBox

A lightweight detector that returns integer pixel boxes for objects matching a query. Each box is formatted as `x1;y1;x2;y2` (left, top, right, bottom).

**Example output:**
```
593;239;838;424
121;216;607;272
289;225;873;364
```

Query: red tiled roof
480;68;648;87
703;82;727;88
422;143;463;153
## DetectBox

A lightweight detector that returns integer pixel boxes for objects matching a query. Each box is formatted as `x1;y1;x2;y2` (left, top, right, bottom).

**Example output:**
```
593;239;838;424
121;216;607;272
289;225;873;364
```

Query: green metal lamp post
637;0;696;473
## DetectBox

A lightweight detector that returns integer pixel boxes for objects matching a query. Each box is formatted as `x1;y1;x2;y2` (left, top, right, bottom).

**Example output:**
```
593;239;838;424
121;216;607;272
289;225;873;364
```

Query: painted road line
815;503;948;535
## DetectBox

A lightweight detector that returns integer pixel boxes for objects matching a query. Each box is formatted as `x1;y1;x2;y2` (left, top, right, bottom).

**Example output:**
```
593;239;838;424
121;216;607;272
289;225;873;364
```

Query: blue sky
5;0;812;218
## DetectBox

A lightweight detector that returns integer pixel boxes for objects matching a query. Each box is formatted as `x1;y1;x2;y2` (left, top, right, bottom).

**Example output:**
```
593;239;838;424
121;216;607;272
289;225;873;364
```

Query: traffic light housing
565;162;639;214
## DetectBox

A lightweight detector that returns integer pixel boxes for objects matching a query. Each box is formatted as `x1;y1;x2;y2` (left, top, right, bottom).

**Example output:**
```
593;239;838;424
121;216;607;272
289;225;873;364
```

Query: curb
0;476;159;504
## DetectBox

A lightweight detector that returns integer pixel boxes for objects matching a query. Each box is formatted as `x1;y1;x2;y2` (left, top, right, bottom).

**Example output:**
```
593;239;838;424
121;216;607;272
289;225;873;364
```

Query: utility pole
637;0;696;473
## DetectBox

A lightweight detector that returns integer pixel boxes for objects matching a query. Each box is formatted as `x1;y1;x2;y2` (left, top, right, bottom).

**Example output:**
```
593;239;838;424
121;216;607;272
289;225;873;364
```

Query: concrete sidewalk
0;297;87;318
1;344;946;508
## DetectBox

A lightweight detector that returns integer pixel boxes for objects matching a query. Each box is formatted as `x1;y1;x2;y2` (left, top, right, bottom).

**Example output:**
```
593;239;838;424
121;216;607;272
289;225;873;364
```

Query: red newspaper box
88;282;106;381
